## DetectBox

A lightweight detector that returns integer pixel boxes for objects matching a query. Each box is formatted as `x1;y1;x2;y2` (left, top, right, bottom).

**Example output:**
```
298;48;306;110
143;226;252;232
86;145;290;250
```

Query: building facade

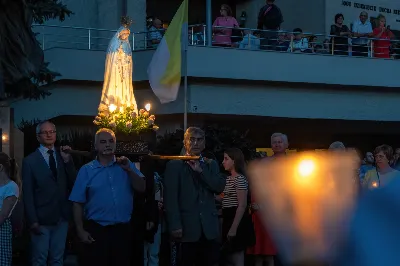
12;0;400;149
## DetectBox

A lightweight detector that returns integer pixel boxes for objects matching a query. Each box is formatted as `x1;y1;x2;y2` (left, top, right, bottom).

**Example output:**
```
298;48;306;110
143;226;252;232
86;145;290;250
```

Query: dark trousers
352;44;369;57
79;220;131;266
177;235;219;266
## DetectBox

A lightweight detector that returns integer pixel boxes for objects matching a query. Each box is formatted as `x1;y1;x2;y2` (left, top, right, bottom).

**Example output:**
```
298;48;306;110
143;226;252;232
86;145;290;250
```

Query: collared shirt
69;157;144;226
38;145;58;167
352;20;373;45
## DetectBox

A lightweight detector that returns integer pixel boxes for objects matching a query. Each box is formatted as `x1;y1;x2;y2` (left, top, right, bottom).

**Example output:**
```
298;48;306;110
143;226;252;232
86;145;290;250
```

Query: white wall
189;83;400;121
34;0;146;50
237;0;400;36
11;81;400;124
236;0;326;35
41;46;400;88
326;0;400;34
11;84;185;125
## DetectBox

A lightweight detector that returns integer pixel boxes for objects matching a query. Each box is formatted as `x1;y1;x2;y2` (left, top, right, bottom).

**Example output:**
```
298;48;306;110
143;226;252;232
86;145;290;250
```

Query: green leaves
94;107;159;135
27;0;73;25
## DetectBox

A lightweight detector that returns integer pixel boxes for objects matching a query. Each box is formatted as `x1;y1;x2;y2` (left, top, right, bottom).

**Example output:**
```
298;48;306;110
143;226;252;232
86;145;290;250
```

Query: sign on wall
325;0;400;34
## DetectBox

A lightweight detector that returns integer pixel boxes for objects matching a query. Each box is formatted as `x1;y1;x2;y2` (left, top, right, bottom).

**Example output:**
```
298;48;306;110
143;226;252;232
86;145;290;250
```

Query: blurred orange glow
248;151;358;264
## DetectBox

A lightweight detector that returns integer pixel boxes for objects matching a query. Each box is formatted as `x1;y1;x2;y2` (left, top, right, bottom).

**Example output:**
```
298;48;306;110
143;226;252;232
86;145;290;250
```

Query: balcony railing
32;24;400;60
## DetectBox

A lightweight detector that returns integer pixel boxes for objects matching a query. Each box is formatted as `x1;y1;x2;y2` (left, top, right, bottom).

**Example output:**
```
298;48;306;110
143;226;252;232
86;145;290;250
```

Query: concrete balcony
42;45;400;88
11;25;400;124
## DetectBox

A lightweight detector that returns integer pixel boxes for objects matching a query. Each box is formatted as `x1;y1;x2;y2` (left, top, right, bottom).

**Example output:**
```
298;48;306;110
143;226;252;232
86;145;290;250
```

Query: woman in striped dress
221;148;255;266
0;152;21;266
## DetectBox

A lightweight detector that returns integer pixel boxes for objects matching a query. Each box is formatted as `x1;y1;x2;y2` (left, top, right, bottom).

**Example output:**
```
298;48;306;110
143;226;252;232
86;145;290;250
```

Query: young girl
0;152;21;266
221;148;255;266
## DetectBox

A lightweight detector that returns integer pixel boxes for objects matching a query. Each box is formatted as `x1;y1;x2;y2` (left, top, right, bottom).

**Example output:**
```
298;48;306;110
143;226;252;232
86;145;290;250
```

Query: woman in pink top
213;4;239;47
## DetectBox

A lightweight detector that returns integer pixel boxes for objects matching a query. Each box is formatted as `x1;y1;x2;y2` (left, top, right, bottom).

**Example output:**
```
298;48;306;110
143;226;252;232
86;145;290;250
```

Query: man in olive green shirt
164;127;226;266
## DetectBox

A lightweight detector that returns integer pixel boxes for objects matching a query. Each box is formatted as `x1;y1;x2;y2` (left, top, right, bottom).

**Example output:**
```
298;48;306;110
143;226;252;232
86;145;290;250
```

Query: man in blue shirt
69;128;145;266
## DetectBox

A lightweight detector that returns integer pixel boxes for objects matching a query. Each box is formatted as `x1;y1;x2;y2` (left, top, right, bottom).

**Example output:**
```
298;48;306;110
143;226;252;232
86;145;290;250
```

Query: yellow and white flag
147;0;188;103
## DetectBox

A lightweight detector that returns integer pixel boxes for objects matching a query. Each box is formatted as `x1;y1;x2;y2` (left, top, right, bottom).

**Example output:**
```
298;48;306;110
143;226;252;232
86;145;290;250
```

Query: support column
206;0;212;47
127;0;147;50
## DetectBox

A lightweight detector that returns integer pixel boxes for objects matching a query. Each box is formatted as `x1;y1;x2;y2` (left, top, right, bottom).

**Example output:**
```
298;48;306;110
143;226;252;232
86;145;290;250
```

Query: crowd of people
0;120;399;266
147;0;400;58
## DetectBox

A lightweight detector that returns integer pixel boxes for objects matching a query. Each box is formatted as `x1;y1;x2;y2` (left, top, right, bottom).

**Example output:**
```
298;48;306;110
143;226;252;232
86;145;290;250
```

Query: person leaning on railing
351;11;373;57
330;13;351;55
212;4;239;47
372;14;395;59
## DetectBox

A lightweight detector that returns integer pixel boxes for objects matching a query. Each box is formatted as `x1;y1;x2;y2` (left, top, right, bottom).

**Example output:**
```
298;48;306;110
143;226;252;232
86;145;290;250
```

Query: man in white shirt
352;11;373;57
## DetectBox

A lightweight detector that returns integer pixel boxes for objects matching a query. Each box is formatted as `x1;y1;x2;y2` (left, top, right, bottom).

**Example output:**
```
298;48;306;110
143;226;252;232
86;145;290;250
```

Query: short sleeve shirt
0;181;19;217
69;158;144;226
222;175;248;209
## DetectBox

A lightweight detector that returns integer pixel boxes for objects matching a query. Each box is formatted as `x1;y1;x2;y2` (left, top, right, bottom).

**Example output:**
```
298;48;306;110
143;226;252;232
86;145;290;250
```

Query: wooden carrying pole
63;149;200;161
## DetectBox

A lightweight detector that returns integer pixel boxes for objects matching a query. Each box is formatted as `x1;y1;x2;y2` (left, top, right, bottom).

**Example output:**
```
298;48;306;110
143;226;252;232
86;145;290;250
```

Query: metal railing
32;24;400;59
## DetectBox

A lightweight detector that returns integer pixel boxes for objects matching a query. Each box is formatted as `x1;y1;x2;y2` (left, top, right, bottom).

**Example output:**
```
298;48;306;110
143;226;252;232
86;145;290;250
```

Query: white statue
98;16;138;115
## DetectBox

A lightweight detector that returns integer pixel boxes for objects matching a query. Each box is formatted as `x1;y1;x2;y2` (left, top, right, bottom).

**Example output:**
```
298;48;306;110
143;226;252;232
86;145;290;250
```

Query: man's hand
30;223;43;235
77;229;95;244
171;229;183;240
117;156;130;171
60;145;72;163
187;160;202;173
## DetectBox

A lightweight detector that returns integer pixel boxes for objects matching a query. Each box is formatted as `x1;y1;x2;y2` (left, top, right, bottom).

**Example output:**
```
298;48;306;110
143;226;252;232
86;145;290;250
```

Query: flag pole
183;23;188;131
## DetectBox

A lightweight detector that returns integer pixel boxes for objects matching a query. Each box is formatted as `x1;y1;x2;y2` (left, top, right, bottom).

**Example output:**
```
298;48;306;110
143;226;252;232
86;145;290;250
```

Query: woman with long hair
0;152;21;266
221;148;255;266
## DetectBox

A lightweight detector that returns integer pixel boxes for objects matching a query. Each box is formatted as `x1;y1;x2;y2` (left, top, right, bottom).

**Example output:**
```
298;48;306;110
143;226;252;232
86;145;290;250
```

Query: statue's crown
121;16;133;28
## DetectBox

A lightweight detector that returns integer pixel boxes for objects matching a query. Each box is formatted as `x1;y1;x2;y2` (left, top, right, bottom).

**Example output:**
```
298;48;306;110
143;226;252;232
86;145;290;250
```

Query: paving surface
64;255;78;266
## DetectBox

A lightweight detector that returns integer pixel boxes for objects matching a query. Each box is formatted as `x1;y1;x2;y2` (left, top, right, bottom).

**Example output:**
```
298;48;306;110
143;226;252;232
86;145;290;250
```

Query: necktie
47;150;57;179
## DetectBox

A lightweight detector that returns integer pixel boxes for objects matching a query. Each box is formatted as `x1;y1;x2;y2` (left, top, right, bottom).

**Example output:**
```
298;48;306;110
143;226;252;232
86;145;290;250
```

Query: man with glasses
164;127;226;266
22;121;77;266
352;11;373;57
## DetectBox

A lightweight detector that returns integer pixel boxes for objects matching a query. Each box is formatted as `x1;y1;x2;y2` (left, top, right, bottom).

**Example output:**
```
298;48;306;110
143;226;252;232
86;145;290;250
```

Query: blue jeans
144;224;161;266
30;220;69;266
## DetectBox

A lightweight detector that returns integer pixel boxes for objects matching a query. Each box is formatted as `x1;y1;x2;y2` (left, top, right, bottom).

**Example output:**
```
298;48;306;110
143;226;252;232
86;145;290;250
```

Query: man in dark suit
164;127;226;266
22;121;76;266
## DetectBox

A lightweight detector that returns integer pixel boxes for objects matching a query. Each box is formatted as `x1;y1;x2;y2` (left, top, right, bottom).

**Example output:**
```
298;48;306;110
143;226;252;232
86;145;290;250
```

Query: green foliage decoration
93;106;159;135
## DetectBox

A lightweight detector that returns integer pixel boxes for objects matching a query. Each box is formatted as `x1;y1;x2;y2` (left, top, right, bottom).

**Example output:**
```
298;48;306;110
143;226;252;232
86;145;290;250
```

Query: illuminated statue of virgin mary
98;16;138;114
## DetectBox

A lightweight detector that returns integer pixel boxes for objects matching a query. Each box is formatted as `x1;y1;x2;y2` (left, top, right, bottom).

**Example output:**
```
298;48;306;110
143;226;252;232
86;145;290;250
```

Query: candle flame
109;104;117;112
298;159;315;177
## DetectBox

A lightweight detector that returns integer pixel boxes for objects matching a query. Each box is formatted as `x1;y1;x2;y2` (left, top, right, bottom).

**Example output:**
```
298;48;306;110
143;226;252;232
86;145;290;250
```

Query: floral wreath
93;104;159;134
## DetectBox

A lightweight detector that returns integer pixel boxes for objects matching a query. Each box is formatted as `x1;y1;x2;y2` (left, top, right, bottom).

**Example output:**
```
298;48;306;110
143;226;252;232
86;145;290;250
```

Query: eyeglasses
189;137;204;144
38;130;57;135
